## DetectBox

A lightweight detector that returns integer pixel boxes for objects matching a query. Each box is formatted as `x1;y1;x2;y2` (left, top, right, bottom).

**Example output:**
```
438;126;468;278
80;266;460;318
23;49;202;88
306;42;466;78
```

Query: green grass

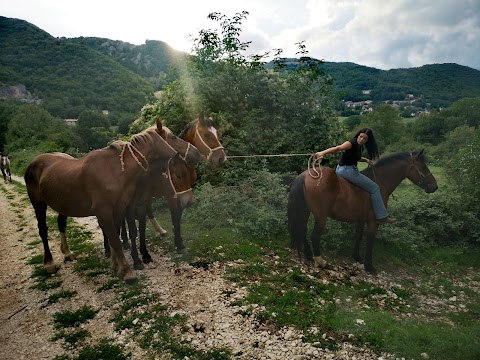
45;290;78;305
52;305;97;329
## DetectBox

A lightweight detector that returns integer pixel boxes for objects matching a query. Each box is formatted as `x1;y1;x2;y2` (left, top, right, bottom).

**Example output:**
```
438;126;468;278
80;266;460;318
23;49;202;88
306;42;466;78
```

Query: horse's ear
156;118;165;137
198;112;206;126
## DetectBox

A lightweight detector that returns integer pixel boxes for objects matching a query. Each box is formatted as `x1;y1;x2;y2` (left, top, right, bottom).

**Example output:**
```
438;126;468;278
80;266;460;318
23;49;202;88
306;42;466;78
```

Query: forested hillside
321;61;480;107
2;15;480;121
0;16;154;119
69;37;186;84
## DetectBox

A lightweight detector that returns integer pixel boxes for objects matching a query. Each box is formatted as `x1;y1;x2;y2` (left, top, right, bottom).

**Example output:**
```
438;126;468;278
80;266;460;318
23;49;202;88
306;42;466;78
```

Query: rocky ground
0;176;477;360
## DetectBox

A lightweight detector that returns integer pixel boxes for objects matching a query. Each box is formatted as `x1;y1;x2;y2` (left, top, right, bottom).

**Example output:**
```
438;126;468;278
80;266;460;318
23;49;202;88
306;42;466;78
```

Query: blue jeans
335;165;388;220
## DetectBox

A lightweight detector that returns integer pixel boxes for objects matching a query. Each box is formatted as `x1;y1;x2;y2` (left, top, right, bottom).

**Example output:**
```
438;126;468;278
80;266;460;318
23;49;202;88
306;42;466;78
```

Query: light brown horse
288;150;438;274
24;120;202;284
1;154;12;183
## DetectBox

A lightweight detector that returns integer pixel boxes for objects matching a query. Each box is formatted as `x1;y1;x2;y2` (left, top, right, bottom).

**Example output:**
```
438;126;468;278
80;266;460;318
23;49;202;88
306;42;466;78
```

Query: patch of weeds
53;338;131;360
27;254;44;265
74;254;110;275
45;290;77;305
30;265;62;290
26;240;41;249
51;328;91;349
52;305;97;329
97;278;121;293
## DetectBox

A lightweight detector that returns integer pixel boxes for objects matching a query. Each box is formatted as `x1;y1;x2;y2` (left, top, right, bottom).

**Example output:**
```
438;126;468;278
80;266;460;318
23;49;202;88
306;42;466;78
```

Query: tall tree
362;104;404;153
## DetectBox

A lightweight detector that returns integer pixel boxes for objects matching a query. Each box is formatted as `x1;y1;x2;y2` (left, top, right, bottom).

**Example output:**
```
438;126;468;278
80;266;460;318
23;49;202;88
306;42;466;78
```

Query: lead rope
162;158;192;199
119;143;149;172
307;155;324;185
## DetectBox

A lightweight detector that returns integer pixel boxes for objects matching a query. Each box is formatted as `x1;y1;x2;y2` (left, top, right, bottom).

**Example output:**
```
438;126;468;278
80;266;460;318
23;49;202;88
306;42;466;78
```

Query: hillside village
342;91;431;117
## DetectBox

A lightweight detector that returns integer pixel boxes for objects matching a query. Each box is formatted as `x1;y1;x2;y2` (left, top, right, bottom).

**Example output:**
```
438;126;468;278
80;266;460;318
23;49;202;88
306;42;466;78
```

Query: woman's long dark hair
354;128;379;160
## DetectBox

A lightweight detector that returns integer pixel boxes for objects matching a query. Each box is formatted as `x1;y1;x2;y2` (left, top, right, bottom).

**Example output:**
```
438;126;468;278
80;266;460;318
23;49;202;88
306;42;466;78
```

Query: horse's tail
287;173;310;254
24;161;38;187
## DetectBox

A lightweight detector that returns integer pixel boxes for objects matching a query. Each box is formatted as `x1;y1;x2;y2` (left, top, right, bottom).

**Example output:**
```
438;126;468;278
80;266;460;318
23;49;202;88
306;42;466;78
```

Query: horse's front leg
120;219;130;250
101;227;111;258
311;220;327;268
125;207;143;270
353;221;365;263
33;201;56;273
97;214;137;284
147;203;167;236
169;199;187;254
364;221;379;275
57;214;75;262
136;205;152;264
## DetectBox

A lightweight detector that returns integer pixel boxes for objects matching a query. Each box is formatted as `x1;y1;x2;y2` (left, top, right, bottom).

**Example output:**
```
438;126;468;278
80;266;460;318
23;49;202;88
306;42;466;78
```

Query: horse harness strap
119;143;149;172
194;123;224;160
406;152;435;187
163;157;192;199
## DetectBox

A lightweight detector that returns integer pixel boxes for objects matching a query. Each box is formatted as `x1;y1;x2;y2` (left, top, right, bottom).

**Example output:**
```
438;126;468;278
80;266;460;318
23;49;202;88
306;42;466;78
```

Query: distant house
362;89;372;95
64;118;78;126
102;110;109;115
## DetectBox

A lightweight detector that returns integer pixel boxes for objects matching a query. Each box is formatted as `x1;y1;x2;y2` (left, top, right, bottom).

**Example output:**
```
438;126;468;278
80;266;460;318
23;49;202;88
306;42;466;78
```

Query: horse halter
193;123;224;161
405;152;435;187
162;157;192;199
153;128;193;161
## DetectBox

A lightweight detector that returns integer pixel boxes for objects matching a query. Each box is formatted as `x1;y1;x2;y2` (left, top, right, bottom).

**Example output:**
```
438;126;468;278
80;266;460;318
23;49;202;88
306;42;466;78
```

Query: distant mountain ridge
1;16;480;119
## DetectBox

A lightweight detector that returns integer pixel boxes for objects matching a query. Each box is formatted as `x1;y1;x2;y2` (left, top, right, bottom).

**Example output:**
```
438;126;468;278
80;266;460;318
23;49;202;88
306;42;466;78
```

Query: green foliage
185;166;288;237
361;104;405;152
52;305;97;329
443;128;480;240
75;110;111;151
410;97;480;146
53;338;131;360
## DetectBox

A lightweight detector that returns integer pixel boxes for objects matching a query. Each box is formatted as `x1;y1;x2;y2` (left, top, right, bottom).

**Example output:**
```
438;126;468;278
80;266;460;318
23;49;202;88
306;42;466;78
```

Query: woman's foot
377;217;397;224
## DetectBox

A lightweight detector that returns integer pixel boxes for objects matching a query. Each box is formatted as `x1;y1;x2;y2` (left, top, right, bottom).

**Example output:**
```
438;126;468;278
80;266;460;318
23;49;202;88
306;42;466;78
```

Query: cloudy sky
2;0;479;70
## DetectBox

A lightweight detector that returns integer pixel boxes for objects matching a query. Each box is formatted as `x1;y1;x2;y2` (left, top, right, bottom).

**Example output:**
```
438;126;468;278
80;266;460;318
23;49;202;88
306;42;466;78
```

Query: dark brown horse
103;153;196;269
1;154;12;183
143;114;226;254
24;120;202;284
288;150;438;274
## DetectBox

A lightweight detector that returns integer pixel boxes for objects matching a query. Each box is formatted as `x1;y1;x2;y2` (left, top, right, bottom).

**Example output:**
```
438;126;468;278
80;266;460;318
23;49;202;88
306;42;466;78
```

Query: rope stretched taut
227;153;312;159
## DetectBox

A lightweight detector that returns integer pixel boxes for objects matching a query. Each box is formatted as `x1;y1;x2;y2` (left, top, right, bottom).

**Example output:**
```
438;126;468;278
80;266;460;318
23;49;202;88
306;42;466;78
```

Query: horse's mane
373;150;426;168
179;117;215;139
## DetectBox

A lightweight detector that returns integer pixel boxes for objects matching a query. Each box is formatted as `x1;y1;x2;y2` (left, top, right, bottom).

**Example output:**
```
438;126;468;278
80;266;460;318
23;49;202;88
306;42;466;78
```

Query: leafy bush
185;167;288;237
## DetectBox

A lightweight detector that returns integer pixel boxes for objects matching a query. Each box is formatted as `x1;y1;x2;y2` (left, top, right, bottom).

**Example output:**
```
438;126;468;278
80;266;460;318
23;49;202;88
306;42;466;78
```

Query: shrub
185;167;288;237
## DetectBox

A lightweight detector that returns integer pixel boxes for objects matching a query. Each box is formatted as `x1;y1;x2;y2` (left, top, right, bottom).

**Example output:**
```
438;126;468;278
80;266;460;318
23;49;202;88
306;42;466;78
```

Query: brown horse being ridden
288;150;438;274
24;120;202;284
103;153;197;269
125;113;227;259
1;153;12;183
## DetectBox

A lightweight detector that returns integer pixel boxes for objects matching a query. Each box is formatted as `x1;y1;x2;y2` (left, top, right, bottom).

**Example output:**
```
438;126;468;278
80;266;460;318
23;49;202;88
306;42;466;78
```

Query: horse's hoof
176;247;188;255
104;251;111;258
133;262;145;270
314;256;327;268
142;256;153;264
45;264;57;274
64;253;76;262
123;272;138;285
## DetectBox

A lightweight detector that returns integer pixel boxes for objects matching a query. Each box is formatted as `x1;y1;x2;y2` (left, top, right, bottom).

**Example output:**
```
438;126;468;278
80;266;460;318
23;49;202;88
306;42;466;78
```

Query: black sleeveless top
339;138;362;166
